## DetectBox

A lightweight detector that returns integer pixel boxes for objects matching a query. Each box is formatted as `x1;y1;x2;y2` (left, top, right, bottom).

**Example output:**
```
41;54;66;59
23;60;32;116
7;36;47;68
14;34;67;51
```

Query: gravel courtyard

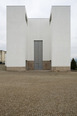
0;70;77;116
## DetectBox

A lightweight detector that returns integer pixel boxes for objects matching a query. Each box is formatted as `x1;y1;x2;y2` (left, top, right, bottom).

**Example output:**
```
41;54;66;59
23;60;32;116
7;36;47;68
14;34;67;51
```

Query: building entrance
34;40;43;70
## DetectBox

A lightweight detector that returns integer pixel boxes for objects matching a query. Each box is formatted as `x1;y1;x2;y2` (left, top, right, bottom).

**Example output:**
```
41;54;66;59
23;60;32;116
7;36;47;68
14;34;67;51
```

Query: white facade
6;6;26;68
27;19;51;61
50;6;70;71
6;6;70;71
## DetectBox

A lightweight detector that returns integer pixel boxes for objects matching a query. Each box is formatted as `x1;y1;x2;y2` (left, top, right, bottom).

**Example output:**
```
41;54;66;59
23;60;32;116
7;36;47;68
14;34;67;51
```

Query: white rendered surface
6;6;27;67
27;18;51;61
6;6;70;69
51;6;70;67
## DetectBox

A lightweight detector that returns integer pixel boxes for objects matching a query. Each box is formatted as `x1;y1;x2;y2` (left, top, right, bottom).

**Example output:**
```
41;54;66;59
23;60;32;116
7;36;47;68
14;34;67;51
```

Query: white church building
6;6;70;71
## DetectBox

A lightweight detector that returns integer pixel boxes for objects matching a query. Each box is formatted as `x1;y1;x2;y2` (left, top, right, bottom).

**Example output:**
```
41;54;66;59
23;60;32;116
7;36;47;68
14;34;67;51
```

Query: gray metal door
34;40;43;70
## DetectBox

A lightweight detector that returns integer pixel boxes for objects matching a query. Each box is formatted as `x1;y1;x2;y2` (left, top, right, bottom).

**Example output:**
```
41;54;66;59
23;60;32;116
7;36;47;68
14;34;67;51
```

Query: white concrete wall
6;6;27;67
27;18;51;61
6;6;70;70
51;6;70;67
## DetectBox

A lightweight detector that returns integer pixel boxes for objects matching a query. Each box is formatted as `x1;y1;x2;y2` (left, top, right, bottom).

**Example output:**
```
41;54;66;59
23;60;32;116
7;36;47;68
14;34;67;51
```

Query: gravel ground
0;70;77;116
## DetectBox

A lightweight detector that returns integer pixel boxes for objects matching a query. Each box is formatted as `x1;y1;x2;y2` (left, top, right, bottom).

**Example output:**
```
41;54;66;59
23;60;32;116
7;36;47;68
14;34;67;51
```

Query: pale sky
0;0;77;58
